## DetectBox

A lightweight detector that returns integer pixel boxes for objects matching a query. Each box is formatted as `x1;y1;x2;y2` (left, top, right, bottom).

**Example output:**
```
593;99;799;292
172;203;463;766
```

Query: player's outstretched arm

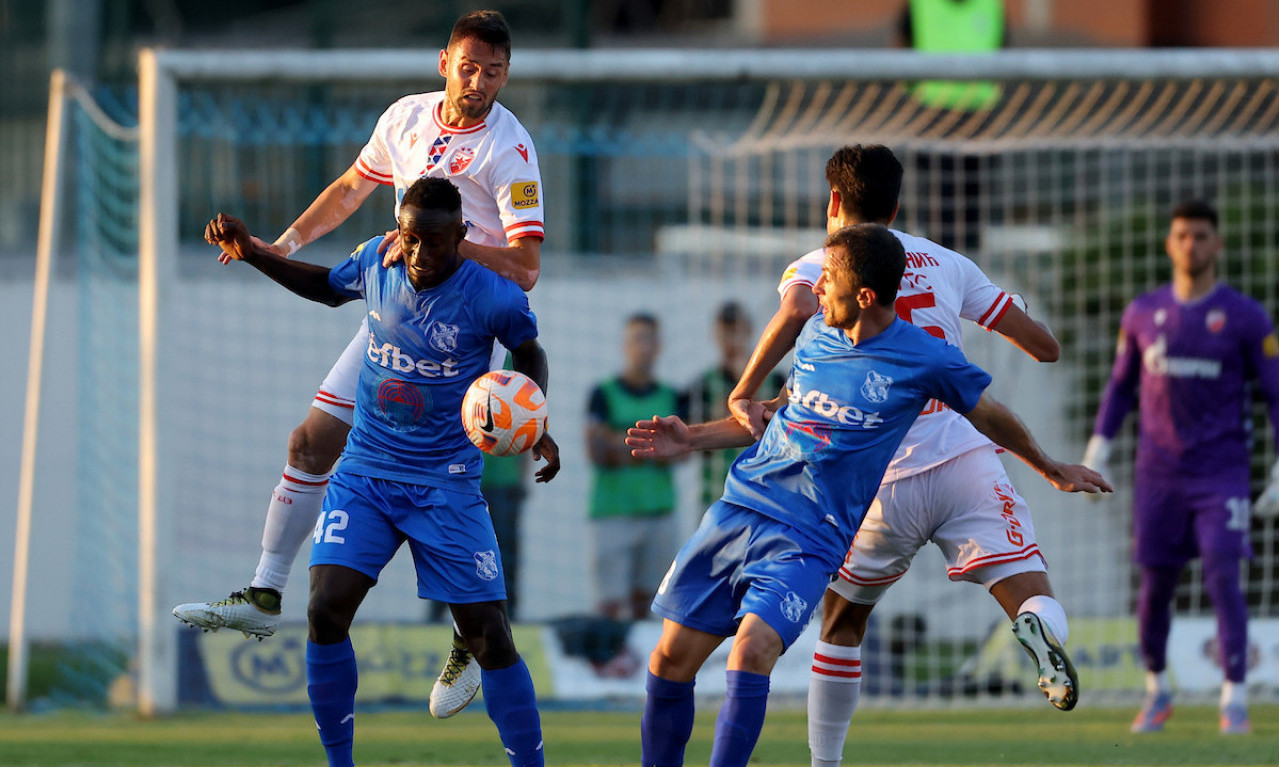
962;392;1113;494
729;285;816;438
627;415;755;460
204;213;351;307
509;338;559;482
990;295;1060;362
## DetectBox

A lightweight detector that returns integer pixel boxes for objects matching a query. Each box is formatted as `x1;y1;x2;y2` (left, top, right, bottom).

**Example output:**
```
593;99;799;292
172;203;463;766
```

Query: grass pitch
0;703;1275;766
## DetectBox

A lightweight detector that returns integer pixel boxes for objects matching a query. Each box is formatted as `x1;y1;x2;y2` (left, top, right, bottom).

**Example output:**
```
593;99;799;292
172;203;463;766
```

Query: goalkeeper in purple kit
1084;199;1279;735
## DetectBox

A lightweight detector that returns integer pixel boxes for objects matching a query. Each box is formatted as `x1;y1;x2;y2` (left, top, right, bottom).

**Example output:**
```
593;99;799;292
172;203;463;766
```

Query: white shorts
313;317;509;426
591;514;678;607
310;319;367;426
829;446;1046;605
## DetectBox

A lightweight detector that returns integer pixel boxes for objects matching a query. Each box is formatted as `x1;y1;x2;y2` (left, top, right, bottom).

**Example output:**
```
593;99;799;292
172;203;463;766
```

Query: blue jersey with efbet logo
721;314;991;552
327;236;538;489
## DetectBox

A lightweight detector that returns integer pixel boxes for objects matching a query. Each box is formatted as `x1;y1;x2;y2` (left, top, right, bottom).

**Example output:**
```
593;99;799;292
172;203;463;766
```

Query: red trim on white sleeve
354;158;393;185
978;292;1011;329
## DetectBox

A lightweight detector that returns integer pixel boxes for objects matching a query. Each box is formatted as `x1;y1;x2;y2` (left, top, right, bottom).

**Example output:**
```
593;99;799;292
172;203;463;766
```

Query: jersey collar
434;101;488;135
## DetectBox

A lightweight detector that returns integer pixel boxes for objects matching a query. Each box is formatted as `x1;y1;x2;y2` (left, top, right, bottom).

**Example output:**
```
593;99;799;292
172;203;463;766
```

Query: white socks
252;465;330;593
808;640;862;767
1017;595;1069;643
1146;670;1171;696
1221;680;1245;708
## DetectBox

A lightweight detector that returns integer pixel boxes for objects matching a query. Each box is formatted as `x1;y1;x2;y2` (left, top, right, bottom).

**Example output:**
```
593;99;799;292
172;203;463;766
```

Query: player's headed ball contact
461;370;547;456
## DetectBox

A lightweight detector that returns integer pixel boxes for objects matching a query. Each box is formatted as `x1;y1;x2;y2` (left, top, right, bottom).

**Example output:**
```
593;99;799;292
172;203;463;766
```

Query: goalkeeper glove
1255;459;1279;519
1081;434;1111;473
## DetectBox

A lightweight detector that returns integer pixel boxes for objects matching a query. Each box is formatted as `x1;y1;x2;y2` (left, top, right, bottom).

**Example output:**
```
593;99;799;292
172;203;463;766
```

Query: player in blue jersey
627;224;1109;767
204;176;557;767
1083;200;1279;735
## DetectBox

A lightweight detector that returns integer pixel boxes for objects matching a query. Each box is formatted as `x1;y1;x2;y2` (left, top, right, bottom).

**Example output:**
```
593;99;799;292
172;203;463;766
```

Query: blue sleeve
927;341;992;414
476;279;538;350
327;237;381;299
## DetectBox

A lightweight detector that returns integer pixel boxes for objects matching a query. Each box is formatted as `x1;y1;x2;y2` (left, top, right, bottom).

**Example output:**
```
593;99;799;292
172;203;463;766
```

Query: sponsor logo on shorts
510;181;539;209
475;550;499;581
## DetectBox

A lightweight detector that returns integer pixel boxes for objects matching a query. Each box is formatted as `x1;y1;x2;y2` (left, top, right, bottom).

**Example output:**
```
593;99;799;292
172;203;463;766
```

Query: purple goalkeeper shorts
1132;471;1253;567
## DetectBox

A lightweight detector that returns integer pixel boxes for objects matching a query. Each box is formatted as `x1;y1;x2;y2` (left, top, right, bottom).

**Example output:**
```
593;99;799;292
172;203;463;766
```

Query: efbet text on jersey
789;386;884;428
366;335;461;378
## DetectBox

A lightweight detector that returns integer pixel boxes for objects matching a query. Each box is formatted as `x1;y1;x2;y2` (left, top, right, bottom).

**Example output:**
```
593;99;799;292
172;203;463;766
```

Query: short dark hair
1171;199;1219;230
825;144;903;224
401;176;462;214
715;300;746;325
448;10;512;60
626;312;659;331
824;224;906;306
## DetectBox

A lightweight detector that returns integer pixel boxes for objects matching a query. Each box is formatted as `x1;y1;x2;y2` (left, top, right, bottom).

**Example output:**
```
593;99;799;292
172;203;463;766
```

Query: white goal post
16;47;1279;716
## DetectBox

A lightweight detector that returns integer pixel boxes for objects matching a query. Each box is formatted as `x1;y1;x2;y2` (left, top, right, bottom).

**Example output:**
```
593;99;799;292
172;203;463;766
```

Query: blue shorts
651;500;844;650
1133;472;1253;567
310;472;506;604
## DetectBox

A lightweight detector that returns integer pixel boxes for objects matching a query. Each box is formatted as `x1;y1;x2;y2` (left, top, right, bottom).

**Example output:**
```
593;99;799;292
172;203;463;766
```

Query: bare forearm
460;238;540;291
731;288;815;400
964;393;1057;478
281;166;377;255
685;417;756;451
242;248;348;306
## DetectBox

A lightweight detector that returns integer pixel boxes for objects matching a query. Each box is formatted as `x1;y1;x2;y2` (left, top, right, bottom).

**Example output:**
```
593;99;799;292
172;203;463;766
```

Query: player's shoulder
893;228;977;268
349;235;386;263
486;101;535;140
780;247;826;287
1126;284;1172;312
380;91;441;120
460;260;525;299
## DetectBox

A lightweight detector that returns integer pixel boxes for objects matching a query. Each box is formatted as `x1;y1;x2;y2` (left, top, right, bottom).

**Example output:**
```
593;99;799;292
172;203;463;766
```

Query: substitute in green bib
902;0;1005;111
586;313;688;621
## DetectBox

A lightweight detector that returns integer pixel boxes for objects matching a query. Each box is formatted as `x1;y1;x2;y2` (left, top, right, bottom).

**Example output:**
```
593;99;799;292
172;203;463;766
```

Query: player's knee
307;595;353;644
729;633;782;675
469;623;519;670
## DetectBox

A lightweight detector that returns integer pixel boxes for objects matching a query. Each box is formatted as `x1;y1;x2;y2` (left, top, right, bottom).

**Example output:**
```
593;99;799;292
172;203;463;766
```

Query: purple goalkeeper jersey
1094;283;1279;478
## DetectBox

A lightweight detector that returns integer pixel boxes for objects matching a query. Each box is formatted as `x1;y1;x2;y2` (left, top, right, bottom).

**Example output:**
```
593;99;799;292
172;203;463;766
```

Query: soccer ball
461;370;547;456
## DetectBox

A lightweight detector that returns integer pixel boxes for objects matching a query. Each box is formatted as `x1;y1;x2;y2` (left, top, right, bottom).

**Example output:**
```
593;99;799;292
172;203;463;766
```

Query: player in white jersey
725;146;1079;767
171;10;538;719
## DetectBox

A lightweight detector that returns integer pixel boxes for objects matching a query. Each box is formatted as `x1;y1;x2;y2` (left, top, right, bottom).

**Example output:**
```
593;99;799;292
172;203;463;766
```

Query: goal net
15;49;1279;713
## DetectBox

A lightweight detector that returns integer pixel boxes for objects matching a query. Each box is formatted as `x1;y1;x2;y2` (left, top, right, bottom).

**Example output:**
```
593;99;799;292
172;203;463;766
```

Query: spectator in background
586;313;687;621
686;301;785;506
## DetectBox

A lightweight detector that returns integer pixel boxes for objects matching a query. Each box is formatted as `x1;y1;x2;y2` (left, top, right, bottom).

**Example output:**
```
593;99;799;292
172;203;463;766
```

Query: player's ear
827;190;841;220
438;48;449;78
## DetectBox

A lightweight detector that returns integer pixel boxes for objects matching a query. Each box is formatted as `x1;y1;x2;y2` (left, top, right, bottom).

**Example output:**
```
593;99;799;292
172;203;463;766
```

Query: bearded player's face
439;37;509;125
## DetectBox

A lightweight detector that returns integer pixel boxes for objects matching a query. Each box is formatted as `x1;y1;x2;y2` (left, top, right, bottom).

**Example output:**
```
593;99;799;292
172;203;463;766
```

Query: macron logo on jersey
789;386;884;428
366;335;461;378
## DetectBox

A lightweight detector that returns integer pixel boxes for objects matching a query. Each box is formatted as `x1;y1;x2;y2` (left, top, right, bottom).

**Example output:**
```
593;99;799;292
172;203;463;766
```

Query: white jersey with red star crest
355;92;544;247
778;228;1014;482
